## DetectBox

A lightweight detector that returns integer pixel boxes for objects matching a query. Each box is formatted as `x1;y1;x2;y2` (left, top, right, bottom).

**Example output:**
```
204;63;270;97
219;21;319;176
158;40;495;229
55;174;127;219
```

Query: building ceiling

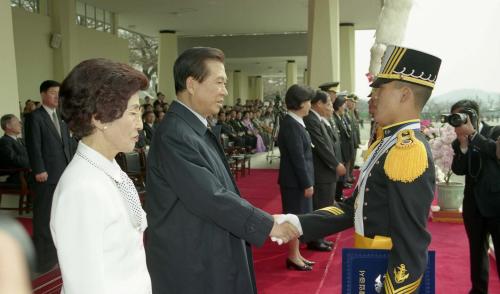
82;0;381;77
83;0;382;37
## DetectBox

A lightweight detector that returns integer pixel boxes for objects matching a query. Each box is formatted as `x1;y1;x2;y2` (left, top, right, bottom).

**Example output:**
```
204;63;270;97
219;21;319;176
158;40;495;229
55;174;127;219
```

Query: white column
340;23;355;93
248;76;257;102
307;0;340;89
286;60;298;89
225;70;234;106
51;0;78;81
158;30;178;102
233;70;242;104
0;0;21;121
255;76;264;101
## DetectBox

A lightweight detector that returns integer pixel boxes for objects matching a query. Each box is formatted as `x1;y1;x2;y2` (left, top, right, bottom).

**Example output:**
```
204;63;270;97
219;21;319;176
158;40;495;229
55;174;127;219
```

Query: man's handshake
268;214;303;245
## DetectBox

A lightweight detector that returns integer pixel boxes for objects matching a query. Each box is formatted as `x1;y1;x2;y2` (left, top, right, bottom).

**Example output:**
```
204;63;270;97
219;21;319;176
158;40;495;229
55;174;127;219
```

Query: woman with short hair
50;58;151;293
278;84;315;271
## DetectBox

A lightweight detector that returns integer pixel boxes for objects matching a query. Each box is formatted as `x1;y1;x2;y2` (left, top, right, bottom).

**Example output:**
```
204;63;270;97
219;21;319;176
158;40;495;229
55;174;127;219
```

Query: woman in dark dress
278;84;315;271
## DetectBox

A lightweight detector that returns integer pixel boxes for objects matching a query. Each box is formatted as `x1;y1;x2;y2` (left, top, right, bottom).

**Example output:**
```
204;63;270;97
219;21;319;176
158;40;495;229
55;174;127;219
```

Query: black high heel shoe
286;259;312;271
301;259;315;266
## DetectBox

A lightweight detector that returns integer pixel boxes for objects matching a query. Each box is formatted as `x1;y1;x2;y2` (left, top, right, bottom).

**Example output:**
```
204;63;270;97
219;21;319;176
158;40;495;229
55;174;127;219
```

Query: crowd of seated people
211;99;279;153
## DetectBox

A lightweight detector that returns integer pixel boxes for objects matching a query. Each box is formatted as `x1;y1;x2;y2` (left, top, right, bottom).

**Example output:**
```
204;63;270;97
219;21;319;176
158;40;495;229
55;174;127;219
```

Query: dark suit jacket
24;107;72;185
143;123;155;145
347;110;361;148
452;122;500;218
304;112;339;184
0;135;30;183
333;113;353;163
146;101;274;294
327;117;343;161
277;115;314;189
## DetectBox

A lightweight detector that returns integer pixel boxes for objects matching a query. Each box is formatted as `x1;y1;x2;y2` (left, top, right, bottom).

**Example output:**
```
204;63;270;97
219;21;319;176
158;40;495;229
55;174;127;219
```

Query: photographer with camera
447;99;500;294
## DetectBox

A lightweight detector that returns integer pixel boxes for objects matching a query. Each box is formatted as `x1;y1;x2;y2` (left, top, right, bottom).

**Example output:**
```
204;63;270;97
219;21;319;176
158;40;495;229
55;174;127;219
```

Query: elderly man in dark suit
24;80;73;273
450;99;500;294
145;47;299;294
303;90;346;252
0;114;30;184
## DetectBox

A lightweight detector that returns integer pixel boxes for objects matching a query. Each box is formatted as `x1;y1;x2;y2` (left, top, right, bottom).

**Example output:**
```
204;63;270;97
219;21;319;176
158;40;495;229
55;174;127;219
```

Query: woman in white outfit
50;58;151;293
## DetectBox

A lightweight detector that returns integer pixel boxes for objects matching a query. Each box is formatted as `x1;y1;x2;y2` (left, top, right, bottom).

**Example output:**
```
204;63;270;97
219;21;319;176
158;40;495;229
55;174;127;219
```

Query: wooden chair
0;168;33;215
230;147;251;177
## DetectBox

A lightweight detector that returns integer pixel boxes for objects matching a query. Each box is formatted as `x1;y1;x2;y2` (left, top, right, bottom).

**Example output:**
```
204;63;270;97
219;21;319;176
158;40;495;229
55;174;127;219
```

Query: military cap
318;82;340;92
370;45;442;89
332;92;347;110
346;93;358;101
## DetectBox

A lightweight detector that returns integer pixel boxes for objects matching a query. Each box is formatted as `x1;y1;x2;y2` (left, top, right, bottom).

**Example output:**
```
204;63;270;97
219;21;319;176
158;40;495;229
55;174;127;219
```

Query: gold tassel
384;130;428;183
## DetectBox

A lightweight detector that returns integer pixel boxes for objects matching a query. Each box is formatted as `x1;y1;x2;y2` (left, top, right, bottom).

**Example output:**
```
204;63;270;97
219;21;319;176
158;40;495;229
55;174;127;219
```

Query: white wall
75;26;128;64
0;1;21;130
11;8;129;104
12;7;53;103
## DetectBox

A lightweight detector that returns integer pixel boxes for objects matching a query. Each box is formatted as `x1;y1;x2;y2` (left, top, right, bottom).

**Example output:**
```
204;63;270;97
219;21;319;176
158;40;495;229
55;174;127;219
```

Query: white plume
369;0;414;75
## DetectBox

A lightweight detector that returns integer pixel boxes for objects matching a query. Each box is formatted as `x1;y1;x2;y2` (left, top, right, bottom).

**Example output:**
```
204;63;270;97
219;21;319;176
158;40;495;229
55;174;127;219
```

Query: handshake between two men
267;200;356;245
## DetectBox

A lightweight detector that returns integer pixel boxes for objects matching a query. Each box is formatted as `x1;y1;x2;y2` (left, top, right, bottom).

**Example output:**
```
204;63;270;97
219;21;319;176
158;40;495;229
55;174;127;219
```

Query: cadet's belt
354;233;393;250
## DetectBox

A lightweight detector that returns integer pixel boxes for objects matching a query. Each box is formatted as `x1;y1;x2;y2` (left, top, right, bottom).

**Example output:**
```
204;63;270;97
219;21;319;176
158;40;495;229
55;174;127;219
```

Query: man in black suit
145;47;299;294
332;94;353;200
345;94;361;181
24;80;73;273
217;111;244;147
304;90;345;251
142;110;155;145
0;114;30;184
450;99;500;294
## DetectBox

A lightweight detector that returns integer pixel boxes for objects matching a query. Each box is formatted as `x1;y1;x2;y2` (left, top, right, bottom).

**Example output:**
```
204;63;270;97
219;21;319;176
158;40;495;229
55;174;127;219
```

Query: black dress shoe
307;242;332;252
286;259;312;271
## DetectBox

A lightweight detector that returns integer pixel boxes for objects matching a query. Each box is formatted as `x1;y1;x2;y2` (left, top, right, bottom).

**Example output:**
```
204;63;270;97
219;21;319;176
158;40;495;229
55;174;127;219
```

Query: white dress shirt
287;112;306;128
50;142;151;294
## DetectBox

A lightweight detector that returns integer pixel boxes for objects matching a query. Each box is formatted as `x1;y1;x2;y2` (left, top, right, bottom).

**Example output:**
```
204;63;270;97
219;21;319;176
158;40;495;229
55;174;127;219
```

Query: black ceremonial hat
371;45;441;89
318;82;340;92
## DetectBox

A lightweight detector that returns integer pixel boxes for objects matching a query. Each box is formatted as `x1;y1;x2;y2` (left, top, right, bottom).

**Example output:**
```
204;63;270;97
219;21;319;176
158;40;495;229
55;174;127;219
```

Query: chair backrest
124;152;142;173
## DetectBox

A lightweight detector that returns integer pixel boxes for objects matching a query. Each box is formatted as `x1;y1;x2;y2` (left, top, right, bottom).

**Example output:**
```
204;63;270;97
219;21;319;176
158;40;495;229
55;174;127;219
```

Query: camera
440;113;469;127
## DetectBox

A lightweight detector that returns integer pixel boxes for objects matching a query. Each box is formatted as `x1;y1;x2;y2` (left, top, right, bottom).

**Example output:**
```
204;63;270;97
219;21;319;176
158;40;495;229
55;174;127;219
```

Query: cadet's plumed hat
318;82;340;92
370;45;441;89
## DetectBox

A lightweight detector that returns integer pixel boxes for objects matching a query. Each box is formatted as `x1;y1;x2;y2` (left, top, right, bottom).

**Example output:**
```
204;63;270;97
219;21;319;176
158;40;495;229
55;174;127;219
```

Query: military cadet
319;82;340;102
345;94;361;180
296;45;442;294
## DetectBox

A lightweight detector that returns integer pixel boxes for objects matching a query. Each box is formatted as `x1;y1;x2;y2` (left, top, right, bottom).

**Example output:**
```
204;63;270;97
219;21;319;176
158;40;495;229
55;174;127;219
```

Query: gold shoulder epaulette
318;206;344;215
384;129;428;183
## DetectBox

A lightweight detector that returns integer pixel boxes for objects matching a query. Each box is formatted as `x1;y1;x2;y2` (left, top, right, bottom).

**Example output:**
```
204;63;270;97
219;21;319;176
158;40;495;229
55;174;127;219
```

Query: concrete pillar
225;70;234;106
233;70;242;104
0;0;21;122
340;23;355;93
248;76;257;102
112;13;119;35
158;30;178;102
39;0;48;15
255;76;264;101
51;0;78;81
307;0;340;89
286;60;298;89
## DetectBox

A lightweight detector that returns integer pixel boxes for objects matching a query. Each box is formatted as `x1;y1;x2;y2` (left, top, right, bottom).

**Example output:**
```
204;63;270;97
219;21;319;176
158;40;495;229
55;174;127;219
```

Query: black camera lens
448;113;468;127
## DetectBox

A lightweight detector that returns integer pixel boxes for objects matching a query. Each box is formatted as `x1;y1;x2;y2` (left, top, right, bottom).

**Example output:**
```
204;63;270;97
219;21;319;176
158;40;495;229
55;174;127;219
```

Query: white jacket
50;142;151;294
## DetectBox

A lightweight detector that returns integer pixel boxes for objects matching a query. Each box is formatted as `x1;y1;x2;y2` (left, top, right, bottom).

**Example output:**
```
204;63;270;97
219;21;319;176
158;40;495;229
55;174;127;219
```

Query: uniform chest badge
393;264;410;284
